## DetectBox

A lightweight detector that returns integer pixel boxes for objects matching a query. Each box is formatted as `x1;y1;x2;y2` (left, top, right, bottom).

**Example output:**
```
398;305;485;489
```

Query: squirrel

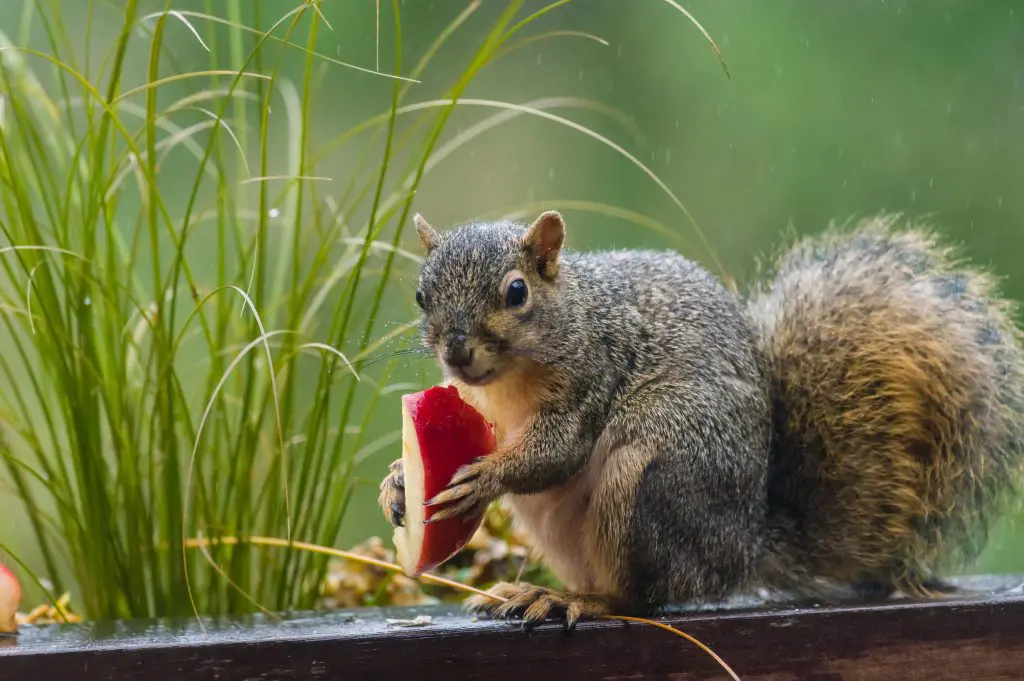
378;209;1024;628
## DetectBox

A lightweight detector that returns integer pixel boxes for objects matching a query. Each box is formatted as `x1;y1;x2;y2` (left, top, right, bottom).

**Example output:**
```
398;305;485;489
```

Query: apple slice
0;562;20;634
393;385;497;577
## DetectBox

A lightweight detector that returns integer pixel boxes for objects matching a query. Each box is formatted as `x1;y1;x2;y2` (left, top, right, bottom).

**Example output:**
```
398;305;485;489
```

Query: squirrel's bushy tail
745;215;1024;597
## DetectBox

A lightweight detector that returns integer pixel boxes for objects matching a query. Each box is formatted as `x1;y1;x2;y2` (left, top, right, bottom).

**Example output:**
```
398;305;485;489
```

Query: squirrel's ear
413;213;441;254
523;210;565;278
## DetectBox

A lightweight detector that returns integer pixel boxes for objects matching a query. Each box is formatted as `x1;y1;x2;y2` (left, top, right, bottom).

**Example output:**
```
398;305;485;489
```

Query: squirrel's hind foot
816;577;963;604
465;581;612;631
895;576;963;600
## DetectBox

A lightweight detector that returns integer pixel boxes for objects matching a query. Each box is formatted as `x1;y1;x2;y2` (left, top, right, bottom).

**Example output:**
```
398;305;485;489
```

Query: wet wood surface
2;574;1023;680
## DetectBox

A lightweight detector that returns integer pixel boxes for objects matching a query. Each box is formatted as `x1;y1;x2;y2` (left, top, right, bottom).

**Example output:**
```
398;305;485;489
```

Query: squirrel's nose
443;333;474;368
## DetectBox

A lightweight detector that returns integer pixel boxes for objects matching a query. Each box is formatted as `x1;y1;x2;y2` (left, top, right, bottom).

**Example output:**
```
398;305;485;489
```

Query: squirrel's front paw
465;582;612;630
423;457;502;522
378;458;406;527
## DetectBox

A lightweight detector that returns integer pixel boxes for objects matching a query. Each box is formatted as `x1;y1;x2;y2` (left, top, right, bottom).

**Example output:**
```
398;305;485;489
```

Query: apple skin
393;385;497;577
0;562;20;634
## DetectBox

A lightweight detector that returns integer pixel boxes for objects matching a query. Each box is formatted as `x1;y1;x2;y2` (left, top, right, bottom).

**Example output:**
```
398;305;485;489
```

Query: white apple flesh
393;385;497;577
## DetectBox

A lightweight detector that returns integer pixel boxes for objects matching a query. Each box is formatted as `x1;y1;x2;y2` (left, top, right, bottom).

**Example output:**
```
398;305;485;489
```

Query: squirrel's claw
447;459;485;486
423;482;473;509
389;502;405;527
423;493;488;523
423;459;499;522
391;460;405;488
465;582;612;632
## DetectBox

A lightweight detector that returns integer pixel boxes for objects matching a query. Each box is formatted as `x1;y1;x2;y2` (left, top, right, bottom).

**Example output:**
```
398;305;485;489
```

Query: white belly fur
505;478;600;592
449;373;606;592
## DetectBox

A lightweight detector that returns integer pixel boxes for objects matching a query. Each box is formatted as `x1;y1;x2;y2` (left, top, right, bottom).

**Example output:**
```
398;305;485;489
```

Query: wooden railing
2;574;1023;680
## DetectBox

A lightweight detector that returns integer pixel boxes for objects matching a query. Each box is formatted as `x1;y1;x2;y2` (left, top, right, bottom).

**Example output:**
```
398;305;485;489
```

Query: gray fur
389;212;1024;614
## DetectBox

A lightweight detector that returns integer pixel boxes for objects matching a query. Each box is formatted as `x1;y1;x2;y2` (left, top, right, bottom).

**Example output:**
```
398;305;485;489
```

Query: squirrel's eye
505;278;528;307
415;288;425;309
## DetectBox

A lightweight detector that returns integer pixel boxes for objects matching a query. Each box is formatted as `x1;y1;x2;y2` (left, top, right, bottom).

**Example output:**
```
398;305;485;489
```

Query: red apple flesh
393;385;497;577
0;562;20;634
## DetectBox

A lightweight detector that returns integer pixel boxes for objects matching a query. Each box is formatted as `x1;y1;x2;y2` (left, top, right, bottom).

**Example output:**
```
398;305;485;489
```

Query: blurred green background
3;0;1023;607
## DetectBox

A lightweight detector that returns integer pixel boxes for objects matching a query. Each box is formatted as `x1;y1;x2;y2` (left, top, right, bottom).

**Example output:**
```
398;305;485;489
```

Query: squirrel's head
413;211;566;387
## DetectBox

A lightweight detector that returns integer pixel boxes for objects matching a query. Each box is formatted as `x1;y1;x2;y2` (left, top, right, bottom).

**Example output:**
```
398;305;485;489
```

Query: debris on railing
320;504;555;609
16;592;81;627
